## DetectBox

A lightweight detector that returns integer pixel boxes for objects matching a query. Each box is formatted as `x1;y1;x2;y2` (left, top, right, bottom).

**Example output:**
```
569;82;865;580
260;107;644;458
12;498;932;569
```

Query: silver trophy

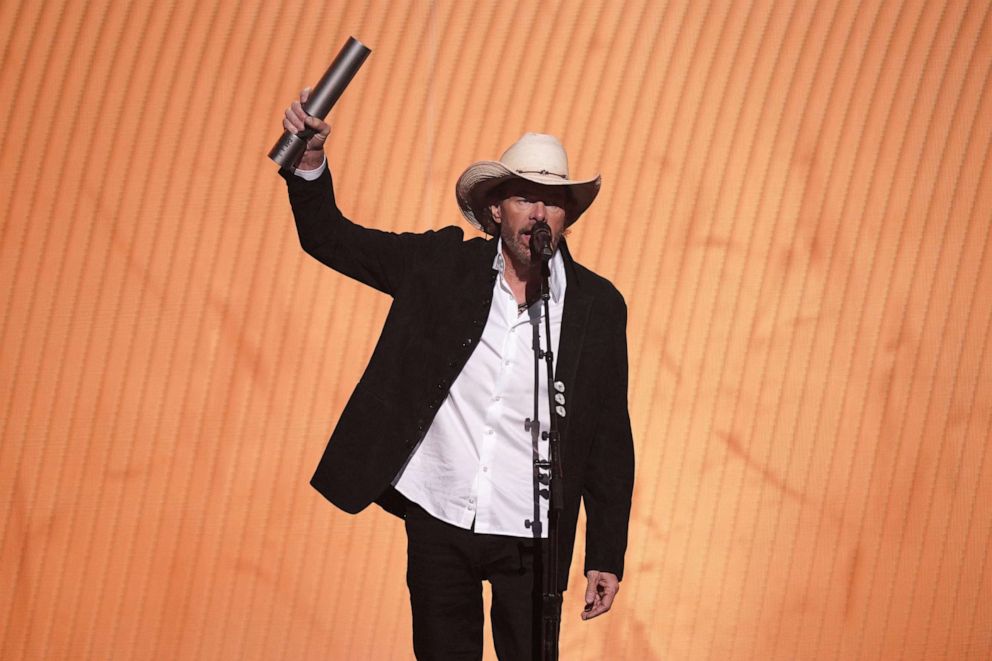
269;36;371;169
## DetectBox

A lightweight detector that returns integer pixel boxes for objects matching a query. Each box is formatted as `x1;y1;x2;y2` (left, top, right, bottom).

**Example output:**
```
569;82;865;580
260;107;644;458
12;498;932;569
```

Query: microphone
530;221;553;261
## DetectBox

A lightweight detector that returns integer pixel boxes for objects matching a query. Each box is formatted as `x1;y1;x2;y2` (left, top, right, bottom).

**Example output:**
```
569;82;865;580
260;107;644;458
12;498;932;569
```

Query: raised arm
278;89;451;296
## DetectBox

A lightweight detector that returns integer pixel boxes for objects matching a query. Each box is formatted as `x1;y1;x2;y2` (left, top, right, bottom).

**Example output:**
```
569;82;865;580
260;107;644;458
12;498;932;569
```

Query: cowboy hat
455;133;601;235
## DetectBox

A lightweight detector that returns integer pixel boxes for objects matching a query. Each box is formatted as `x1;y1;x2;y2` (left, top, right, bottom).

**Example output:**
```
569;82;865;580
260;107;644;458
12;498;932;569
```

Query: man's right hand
283;88;330;171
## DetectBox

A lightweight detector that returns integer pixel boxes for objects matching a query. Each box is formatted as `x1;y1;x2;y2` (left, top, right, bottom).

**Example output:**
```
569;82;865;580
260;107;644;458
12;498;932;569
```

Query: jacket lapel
452;237;500;328
554;241;593;446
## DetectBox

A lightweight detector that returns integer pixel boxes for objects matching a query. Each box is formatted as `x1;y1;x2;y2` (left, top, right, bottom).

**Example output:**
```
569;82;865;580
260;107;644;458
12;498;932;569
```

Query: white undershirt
295;160;566;537
293;157;327;180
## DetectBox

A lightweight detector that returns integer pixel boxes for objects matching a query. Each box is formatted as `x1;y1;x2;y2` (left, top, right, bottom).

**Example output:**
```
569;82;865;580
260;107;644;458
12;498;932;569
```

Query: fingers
283;89;330;149
304;114;330;137
284;106;305;133
279;88;330;169
581;571;620;621
583;570;600;609
581;587;615;619
282;114;327;140
599;583;618;611
285;100;307;129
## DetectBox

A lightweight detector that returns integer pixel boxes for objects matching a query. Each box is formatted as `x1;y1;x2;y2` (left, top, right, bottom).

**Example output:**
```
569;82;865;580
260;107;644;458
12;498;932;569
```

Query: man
280;89;634;660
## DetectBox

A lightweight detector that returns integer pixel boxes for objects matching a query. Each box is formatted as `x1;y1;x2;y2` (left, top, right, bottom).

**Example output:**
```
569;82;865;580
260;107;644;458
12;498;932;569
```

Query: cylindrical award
269;36;371;169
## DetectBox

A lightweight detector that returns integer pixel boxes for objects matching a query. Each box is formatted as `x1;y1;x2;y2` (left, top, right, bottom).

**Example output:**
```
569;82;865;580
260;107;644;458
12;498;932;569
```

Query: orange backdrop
2;1;991;659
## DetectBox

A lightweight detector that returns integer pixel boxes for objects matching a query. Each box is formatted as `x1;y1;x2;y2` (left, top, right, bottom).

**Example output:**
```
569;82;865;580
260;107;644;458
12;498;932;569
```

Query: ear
489;203;502;224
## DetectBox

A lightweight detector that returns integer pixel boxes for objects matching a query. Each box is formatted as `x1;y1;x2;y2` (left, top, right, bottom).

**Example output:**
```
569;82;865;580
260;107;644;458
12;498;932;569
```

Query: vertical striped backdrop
2;1;990;658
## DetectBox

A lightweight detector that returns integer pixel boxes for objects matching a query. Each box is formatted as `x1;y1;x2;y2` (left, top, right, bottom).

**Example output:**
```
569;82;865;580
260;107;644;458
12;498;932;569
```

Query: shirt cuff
294;156;327;180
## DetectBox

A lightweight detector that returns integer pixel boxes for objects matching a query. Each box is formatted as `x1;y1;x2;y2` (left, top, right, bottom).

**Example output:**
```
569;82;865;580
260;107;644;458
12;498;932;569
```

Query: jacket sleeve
582;296;635;580
280;165;456;297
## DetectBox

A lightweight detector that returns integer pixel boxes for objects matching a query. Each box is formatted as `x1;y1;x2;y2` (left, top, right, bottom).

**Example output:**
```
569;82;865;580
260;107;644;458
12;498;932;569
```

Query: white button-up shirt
393;239;566;537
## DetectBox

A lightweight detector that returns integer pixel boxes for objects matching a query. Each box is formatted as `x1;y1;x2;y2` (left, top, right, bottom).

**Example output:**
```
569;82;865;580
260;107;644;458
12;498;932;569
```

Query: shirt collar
493;237;566;303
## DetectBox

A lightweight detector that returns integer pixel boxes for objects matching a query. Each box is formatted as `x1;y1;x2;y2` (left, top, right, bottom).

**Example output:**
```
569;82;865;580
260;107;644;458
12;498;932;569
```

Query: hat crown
499;133;569;179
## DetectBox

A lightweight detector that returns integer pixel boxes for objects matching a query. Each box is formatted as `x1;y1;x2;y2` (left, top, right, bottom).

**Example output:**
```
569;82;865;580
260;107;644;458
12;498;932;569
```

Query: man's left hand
581;570;620;620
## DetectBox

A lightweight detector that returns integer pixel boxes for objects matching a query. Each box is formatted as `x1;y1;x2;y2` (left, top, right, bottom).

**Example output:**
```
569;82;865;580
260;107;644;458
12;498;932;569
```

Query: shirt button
504;360;510;366
492;395;501;402
468;497;475;504
486;428;494;435
482;466;489;472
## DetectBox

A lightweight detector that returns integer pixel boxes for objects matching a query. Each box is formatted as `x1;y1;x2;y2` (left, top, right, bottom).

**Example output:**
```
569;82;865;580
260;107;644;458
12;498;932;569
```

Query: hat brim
455;161;601;235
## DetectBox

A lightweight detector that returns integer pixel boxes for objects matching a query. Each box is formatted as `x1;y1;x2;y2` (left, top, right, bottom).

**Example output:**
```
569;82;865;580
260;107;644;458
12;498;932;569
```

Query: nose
530;201;547;221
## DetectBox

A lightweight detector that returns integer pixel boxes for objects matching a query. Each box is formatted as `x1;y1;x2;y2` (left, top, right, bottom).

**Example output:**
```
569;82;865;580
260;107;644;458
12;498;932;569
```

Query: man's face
489;180;568;267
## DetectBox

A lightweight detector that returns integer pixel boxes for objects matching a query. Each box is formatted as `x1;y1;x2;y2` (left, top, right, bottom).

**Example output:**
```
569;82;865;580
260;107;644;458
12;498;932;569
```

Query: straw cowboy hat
455;133;601;235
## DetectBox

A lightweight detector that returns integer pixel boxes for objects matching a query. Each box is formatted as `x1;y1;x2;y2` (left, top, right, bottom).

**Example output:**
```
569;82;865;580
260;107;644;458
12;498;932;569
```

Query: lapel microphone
530;221;553;261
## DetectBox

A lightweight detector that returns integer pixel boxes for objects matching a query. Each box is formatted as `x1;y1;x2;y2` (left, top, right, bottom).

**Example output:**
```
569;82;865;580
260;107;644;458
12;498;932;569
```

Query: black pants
404;501;551;660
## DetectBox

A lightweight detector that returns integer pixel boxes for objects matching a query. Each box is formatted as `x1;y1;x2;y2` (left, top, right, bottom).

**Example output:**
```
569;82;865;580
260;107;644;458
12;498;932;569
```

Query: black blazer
282;167;634;585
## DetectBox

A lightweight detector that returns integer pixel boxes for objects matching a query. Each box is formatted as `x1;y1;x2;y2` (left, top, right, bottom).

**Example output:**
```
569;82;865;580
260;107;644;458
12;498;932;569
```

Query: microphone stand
522;222;564;659
533;252;564;661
